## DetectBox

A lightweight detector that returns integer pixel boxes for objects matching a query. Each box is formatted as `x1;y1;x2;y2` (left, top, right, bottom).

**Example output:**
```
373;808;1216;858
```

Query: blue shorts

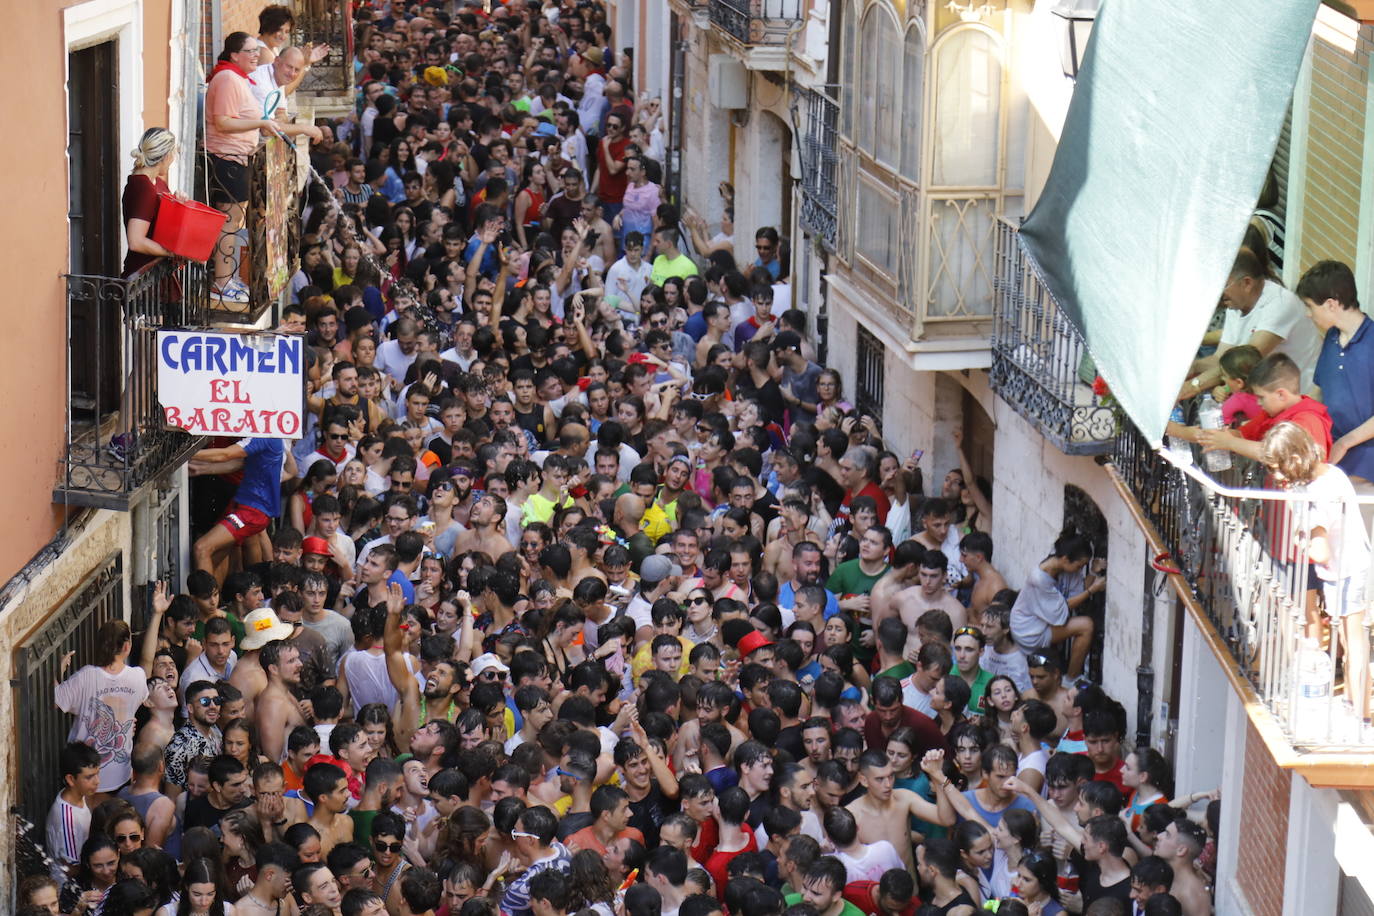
1322;576;1367;618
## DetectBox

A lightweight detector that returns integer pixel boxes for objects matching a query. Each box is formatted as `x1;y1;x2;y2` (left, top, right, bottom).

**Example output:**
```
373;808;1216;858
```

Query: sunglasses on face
511;830;541;841
328;433;350;441
195;696;223;707
374;840;404;854
115;833;143;844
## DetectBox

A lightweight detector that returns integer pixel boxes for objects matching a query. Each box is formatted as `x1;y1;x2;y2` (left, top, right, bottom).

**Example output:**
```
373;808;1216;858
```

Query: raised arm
1007;775;1083;851
952;429;991;522
383;583;421;747
139;581;173;677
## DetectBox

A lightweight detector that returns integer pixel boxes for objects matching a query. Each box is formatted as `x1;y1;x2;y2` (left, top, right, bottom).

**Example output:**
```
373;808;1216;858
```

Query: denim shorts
1322;575;1367;618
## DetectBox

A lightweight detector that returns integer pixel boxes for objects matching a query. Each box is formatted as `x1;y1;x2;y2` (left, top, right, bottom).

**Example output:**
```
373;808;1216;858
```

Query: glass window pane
901;27;924;181
926;196;996;317
857;179;898;276
873;16;901;165
859;9;880;152
932;29;1001;187
840;0;857;137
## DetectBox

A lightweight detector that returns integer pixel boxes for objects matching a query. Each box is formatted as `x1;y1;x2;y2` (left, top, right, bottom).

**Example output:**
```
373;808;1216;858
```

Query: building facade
620;0;1374;910
2;0;330;882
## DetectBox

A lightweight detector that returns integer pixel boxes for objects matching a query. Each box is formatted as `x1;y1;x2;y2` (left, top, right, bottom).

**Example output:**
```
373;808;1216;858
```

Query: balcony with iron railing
56;259;209;509
202;138;301;325
989;218;1118;455
1112;420;1374;772
56;137;300;509
292;0;355;108
709;0;804;65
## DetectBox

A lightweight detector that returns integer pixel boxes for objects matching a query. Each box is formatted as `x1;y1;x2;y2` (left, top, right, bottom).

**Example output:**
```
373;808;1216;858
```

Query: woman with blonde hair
1261;420;1371;725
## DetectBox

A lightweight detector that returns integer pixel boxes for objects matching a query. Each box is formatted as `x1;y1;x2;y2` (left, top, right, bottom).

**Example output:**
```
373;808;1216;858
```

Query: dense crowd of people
48;2;1229;916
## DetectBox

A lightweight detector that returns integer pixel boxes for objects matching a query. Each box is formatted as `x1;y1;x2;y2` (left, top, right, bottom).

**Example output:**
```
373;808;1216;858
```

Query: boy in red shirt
1196;353;1331;458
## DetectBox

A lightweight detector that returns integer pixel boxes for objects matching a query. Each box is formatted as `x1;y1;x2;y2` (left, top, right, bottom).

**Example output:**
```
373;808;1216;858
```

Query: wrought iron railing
709;0;804;45
1113;420;1373;749
203;138;300;323
16;557;123;826
795;85;839;250
293;0;354;95
57;259;208;509
990;218;1118;455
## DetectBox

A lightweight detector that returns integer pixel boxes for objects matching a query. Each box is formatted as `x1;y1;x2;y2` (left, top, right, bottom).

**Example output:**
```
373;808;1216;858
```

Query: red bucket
151;193;227;263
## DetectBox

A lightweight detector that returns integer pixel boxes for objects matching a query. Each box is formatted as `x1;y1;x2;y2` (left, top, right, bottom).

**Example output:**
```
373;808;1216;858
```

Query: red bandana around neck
210;60;256;85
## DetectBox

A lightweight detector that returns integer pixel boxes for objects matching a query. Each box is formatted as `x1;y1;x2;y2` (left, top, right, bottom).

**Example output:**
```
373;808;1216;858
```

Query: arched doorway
1063;483;1108;681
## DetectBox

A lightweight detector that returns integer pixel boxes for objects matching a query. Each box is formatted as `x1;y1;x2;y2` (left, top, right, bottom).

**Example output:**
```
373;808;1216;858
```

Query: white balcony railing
1114;422;1374;750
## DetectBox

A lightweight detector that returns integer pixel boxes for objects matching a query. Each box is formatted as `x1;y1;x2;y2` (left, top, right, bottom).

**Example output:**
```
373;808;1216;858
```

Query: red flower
1092;375;1110;398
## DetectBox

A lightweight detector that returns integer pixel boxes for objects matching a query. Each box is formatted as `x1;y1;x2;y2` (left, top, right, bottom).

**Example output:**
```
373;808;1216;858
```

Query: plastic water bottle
1294;637;1333;744
1167;405;1194;467
1197;394;1232;471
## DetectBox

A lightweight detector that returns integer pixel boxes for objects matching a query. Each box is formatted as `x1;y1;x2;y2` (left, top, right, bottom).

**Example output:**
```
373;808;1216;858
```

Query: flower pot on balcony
152;194;228;262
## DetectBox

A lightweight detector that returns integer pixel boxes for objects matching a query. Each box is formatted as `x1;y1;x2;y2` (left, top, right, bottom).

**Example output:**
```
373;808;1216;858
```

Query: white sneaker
213;280;250;304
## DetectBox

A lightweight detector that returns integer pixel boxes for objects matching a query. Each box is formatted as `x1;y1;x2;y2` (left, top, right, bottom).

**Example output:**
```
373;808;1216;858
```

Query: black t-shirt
776;724;806;761
1078;858;1133;908
746;793;774;830
557;811;595;842
545;193;584;239
627;782;676;847
183;794;249;832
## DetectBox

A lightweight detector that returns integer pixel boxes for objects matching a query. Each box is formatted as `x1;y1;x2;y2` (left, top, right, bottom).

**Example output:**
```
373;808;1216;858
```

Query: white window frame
65;0;146;267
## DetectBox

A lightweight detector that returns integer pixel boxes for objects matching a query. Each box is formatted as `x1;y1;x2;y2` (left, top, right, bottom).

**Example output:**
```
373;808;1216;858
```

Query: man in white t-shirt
605;232;654;312
1183;248;1322;396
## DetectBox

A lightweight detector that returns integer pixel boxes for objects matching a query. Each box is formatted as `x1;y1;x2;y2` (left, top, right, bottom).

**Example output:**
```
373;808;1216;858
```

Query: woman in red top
122;127;178;277
513;159;551;249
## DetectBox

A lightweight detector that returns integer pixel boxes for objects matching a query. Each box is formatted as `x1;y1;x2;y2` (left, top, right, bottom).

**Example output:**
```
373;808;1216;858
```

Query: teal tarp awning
1020;0;1320;445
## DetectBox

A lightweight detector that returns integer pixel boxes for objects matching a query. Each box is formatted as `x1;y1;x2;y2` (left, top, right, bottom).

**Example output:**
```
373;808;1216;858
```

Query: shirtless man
1155;818;1214;916
672;680;747;772
1023;654;1071;740
765;500;823;583
891;550;965;652
303;761;355;856
565;526;607;584
912;498;970;590
255;639;306;763
846;749;955;873
959;532;1006;629
452;494;515;561
870;542;925;632
229;607;297;719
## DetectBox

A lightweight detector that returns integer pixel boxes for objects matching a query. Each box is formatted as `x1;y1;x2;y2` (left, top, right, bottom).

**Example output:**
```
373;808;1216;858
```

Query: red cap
738;630;774;657
302;536;332;556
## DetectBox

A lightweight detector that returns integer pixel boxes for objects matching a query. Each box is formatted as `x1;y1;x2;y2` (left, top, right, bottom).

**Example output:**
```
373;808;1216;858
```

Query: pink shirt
205;69;260;161
621;180;660;221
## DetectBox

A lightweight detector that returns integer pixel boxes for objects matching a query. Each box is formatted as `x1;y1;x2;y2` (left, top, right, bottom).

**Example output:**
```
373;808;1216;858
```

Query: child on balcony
1195;352;1332;460
1217;345;1263;426
1260;421;1371;729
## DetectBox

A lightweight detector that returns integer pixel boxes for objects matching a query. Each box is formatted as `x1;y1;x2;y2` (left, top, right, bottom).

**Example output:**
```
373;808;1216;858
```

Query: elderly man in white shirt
250;45;328;115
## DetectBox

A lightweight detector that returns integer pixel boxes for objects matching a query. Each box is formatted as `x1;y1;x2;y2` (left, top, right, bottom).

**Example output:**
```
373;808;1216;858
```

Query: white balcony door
923;24;1006;321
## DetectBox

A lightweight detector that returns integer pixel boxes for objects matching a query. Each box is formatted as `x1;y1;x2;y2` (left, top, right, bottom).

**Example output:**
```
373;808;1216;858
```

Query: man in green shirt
783;856;867;916
649;224;699;286
828;525;892;653
874;617;916;681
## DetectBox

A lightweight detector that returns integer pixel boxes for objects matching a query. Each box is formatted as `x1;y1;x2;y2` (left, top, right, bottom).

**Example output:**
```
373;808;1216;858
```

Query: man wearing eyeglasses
163;681;224;789
754;227;782;280
503;806;572;916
